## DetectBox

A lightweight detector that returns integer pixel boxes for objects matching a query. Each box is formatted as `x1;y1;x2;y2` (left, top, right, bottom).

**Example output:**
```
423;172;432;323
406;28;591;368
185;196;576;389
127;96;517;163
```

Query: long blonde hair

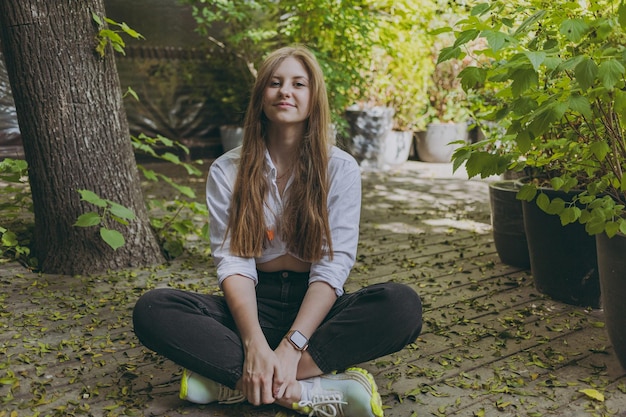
227;45;333;261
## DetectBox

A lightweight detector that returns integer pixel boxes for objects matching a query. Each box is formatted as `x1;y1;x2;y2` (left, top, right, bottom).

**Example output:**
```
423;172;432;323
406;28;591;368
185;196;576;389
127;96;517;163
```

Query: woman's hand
221;275;280;405
241;338;282;405
272;338;303;399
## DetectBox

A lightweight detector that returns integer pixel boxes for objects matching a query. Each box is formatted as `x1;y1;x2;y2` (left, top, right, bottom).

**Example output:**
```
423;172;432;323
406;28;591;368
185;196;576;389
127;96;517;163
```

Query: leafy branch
0;158;35;267
131;133;209;258
92;13;144;57
74;190;135;250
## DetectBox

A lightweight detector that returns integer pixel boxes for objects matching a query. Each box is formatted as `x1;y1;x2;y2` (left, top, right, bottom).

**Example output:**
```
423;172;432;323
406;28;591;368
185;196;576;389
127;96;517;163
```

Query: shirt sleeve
206;158;258;288
308;154;361;297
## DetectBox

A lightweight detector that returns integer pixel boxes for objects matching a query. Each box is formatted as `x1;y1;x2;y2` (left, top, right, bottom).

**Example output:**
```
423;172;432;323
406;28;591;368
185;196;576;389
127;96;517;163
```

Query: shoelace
217;385;246;404
298;392;348;417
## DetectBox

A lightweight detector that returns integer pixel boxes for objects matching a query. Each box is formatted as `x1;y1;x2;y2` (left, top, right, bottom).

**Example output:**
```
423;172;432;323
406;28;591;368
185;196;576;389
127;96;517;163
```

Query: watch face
290;330;308;349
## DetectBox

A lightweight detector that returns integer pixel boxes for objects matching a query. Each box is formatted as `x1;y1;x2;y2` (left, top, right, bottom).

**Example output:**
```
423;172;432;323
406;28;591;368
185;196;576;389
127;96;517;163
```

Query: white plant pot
381;130;413;169
416;122;468;163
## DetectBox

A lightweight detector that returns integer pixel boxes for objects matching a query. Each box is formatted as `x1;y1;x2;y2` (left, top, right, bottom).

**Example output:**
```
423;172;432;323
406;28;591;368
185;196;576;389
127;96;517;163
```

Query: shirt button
282;272;289;278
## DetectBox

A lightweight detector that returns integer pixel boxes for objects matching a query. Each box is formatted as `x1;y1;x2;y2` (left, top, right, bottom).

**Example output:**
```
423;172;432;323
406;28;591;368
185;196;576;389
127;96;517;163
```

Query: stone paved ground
1;160;625;417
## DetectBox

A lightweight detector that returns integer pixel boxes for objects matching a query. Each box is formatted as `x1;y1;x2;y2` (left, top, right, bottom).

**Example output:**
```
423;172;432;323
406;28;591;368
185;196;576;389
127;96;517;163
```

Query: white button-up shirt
206;145;361;297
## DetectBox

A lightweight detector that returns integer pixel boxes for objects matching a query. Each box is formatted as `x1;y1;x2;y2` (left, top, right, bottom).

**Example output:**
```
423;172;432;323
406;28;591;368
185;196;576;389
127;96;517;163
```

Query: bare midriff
257;254;311;273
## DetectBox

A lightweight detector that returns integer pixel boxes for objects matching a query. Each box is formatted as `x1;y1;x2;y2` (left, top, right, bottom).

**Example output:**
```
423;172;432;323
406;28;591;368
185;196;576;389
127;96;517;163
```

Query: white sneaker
179;368;246;404
293;367;384;417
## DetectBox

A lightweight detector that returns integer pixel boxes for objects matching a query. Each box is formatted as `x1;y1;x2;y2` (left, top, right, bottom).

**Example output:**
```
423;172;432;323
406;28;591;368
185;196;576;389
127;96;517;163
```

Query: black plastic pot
596;232;626;369
521;186;600;308
488;181;530;268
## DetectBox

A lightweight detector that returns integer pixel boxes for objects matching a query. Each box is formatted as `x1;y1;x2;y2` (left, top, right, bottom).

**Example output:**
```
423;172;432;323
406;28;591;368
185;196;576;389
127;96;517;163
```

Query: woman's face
262;57;311;127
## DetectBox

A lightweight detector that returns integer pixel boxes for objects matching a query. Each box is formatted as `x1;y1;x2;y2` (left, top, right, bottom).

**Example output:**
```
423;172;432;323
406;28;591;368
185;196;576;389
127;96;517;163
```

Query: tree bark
0;0;165;274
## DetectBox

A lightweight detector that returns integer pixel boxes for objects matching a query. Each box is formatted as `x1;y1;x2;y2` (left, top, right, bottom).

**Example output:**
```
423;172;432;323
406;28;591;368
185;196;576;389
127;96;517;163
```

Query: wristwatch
285;330;309;351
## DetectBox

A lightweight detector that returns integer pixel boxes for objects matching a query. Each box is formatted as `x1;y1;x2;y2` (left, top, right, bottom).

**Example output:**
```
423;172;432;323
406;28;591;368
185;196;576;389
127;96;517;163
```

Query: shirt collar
264;148;277;179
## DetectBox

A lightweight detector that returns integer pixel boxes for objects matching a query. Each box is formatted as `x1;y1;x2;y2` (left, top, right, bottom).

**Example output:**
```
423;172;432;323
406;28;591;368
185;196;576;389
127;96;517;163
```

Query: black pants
132;271;422;389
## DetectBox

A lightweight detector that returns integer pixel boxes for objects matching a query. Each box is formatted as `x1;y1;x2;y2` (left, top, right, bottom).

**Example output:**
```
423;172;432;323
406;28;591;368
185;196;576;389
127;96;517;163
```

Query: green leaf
112;43;125;55
510;97;538;115
536;193;550;212
598;59;625;90
100;29;124;46
590;141;610;161
567;94;592;119
182;162;202;177
579;388;605;402
510;68;539;97
107;202;135;221
465;152;511;178
91;12;103;26
1;230;18;247
459;66;487;91
159;175;196;198
119;21;144;39
574;57;598;90
551;177;565;190
452;148;471;173
471;3;491;16
139;167;158;181
160;152;181;165
620;1;626;30
560;19;589;42
100;228;125;250
528;101;567;136
517;184;538;202
515;130;532;153
514;10;546;36
483;30;509;52
156;135;175;147
546;197;565;214
585;217;606;235
524;51;546;72
560;206;580;225
453;29;480;48
605;221;620;238
437;46;461;64
74;212;102;227
78;189;107;208
123;86;139;101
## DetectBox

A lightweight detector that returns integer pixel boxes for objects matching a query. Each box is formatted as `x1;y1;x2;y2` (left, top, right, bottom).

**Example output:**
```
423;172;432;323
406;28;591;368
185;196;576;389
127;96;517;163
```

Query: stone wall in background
0;0;222;160
106;0;222;159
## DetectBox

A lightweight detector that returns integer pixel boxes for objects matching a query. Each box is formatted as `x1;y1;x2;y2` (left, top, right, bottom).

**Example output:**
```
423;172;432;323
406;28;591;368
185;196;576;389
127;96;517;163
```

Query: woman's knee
132;288;174;336
375;282;423;333
376;282;421;312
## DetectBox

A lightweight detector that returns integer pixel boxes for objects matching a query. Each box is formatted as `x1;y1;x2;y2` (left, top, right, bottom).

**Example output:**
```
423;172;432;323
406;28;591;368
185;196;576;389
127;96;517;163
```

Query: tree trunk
0;0;165;274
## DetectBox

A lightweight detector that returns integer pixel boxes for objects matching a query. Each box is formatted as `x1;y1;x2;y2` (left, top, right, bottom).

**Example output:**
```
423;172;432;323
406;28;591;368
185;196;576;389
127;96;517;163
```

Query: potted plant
440;0;626;366
342;0;436;170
